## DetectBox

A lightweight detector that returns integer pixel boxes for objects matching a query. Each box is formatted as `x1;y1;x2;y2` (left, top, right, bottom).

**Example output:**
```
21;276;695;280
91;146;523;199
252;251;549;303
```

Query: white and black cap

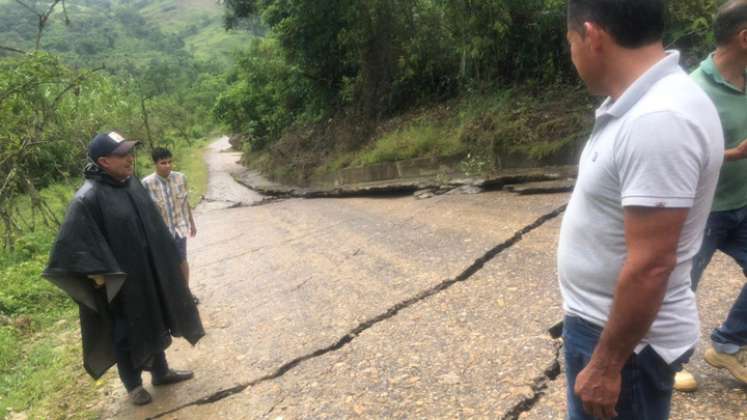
88;131;139;161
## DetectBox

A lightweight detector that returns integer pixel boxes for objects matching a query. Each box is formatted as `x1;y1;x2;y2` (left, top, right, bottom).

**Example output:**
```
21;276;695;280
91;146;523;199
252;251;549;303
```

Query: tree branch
43;0;63;20
49;65;105;109
15;0;64;50
13;0;38;15
0;45;26;54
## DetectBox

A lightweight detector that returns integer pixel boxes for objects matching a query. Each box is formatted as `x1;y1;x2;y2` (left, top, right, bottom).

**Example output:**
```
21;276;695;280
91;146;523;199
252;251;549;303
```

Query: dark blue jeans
691;207;747;353
564;316;691;420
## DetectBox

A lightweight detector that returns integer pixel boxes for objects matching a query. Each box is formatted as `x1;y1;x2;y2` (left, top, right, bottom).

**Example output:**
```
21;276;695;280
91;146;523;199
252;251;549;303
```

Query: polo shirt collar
699;52;747;94
596;50;682;119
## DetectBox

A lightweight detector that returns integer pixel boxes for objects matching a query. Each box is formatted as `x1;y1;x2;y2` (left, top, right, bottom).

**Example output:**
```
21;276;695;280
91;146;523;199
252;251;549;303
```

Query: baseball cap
88;132;139;161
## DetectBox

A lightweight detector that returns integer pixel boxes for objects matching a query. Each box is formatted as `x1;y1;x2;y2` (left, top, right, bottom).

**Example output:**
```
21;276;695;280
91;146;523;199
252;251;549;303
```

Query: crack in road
501;340;563;420
200;196;285;210
147;203;568;419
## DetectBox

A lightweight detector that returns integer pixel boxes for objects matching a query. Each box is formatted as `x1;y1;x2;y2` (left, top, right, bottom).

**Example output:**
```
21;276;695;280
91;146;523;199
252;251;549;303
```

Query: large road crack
501;340;563;420
148;203;567;419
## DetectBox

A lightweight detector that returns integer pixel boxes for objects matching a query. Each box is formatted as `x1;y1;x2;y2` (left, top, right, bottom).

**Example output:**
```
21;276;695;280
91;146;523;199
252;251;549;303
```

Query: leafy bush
214;37;313;151
666;0;719;68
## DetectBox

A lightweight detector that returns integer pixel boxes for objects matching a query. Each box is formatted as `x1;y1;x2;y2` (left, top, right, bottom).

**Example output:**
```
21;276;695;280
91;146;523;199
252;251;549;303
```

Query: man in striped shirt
142;147;198;303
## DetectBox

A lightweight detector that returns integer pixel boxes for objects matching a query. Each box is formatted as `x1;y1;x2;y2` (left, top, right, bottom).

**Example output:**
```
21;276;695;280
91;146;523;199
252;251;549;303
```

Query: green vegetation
0;183;97;419
251;86;594;180
0;0;255;66
358;86;594;167
0;1;229;246
177;141;210;208
357;123;462;167
219;0;720;183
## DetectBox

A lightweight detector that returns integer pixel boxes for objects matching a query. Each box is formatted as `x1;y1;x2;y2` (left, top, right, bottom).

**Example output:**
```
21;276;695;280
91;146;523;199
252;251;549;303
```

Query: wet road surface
100;137;746;419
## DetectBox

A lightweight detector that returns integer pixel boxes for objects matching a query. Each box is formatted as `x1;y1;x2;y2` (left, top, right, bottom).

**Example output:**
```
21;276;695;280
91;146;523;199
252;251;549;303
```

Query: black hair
567;0;665;49
151;147;172;162
714;0;747;46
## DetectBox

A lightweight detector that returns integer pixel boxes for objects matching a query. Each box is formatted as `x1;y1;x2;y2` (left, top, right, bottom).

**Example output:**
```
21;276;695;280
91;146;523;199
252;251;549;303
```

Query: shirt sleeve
141;176;158;203
615;112;708;209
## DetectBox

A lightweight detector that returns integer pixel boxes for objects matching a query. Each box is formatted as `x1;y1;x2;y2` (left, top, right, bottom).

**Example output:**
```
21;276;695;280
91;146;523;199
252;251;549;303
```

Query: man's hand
573;206;686;419
574;359;622;419
725;138;747;161
190;224;197;237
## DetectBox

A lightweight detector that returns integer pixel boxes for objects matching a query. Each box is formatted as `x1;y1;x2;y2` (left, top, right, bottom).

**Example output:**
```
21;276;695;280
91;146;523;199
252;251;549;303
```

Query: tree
0;53;109;246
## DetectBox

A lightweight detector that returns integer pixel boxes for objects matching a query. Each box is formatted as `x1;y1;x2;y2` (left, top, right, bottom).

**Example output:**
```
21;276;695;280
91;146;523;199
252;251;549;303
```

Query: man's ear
584;22;606;52
96;156;109;169
739;28;747;50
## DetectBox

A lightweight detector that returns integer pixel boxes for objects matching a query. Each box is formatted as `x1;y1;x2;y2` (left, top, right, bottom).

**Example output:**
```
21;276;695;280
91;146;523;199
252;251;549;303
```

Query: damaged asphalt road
143;203;568;420
99;138;746;419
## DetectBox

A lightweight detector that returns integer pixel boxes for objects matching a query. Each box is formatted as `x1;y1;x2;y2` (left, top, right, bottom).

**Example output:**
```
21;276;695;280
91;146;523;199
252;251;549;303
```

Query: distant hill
137;0;258;62
0;0;256;66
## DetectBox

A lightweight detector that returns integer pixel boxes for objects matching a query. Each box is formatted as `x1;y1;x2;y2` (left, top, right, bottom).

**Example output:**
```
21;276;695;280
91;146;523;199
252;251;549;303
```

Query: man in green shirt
675;0;747;392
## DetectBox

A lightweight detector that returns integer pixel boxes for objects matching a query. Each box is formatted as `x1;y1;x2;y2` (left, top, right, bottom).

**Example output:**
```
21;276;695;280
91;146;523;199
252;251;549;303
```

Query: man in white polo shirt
559;1;724;419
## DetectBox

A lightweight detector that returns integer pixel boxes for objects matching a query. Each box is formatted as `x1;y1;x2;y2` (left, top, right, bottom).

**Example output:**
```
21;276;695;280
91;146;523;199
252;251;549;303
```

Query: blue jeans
563;316;691;420
691;207;747;353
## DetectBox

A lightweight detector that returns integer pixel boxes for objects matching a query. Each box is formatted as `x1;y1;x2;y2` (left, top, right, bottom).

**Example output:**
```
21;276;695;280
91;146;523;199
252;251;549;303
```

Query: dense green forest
217;0;719;182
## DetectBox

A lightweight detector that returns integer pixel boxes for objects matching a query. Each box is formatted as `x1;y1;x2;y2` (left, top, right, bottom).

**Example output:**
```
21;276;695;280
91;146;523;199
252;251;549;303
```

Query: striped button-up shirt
142;171;191;238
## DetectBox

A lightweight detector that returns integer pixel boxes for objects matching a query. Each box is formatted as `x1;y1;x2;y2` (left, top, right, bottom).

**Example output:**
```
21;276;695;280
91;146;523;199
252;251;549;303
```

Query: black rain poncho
44;165;204;379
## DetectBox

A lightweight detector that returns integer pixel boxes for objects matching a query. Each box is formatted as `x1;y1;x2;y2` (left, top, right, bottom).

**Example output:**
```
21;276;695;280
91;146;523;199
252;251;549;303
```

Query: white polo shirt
557;51;724;364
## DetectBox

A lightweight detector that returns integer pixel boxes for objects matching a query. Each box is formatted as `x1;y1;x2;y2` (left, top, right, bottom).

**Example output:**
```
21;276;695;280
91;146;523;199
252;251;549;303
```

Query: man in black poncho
44;132;205;406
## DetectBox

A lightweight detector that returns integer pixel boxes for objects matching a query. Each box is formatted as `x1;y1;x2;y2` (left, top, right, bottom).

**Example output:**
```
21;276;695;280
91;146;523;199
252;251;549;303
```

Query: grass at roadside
352;87;592;170
0;140;208;418
247;86;594;183
0;184;101;419
176;140;210;208
345;92;513;168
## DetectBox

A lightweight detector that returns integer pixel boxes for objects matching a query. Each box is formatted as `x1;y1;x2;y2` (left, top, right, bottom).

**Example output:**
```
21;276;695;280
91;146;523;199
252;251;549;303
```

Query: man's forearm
725;148;744;161
725;138;747;161
591;260;672;369
188;207;196;229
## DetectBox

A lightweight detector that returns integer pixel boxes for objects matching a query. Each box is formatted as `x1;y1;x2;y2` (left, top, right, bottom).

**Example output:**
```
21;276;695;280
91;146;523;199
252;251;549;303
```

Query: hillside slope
0;0;254;65
138;0;257;62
